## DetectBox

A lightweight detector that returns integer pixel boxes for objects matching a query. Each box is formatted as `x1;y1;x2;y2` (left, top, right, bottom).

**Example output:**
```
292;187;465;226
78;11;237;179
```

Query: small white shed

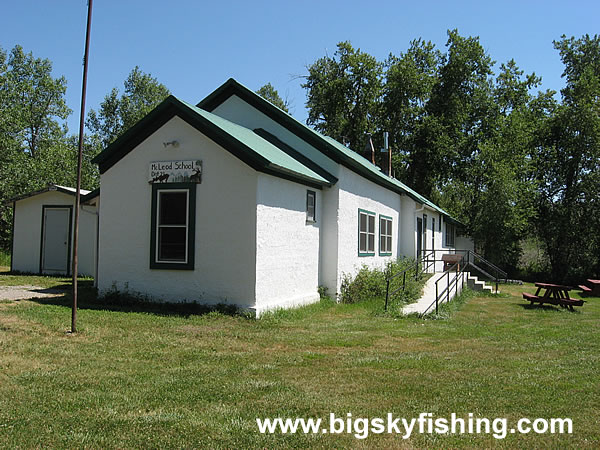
10;184;98;277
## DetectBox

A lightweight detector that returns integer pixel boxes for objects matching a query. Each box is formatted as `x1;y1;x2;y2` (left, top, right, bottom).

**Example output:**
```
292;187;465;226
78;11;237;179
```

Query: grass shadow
517;302;582;313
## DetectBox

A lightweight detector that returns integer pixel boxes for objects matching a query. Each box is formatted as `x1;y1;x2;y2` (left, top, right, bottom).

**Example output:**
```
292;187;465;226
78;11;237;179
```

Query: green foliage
0;44;99;250
255;82;290;113
0;45;71;157
339;265;386;304
87;66;170;148
339;258;423;309
303;31;600;280
533;34;600;282
0;249;10;267
303;41;383;152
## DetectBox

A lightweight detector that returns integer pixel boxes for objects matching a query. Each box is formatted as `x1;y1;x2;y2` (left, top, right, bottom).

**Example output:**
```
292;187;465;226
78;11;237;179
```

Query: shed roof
92;96;330;189
7;184;90;204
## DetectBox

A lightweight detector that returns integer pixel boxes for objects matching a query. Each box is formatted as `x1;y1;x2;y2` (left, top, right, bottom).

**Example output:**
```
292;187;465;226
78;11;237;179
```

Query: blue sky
1;0;598;133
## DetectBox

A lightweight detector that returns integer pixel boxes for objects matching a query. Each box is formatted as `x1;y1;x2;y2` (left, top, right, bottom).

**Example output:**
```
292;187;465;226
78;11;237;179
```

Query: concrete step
467;274;494;292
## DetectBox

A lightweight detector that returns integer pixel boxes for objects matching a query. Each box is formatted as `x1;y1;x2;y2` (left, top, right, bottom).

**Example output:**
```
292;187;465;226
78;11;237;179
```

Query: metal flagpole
72;0;93;333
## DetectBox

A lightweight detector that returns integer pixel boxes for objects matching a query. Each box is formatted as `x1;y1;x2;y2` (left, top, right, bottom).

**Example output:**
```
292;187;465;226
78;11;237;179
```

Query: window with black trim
379;215;392;255
358;209;375;256
151;183;195;270
445;222;455;247
306;190;316;223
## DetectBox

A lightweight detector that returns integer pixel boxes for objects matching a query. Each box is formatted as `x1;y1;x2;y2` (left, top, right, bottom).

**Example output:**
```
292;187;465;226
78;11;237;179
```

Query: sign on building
149;160;202;184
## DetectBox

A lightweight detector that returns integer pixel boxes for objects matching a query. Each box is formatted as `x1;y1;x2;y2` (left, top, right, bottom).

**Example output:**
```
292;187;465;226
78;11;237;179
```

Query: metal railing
421;255;468;316
385;248;508;315
464;251;507;293
384;250;435;311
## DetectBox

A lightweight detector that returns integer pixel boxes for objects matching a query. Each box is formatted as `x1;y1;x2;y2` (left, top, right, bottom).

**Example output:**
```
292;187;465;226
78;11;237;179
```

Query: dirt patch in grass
0;285;66;301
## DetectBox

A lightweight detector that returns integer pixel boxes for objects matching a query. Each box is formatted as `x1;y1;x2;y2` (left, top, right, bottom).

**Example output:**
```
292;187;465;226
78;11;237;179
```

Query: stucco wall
12;191;97;276
456;235;475;252
255;174;321;313
400;196;416;258
334;166;401;295
319;185;339;295
97;116;258;308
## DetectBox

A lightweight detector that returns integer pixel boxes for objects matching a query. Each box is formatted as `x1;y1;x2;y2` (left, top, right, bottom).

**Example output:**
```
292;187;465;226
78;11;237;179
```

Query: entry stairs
403;272;494;315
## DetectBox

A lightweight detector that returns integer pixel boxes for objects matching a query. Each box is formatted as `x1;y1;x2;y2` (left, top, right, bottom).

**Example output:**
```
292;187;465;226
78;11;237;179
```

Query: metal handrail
384;250;435;311
385;249;507;312
421;255;468;316
468;251;507;279
465;250;507;293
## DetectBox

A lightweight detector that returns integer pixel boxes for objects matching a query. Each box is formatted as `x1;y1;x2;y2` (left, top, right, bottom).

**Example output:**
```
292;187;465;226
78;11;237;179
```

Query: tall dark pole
72;0;93;333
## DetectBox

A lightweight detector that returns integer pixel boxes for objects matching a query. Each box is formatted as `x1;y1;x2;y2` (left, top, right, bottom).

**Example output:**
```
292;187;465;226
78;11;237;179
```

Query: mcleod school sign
149;160;202;184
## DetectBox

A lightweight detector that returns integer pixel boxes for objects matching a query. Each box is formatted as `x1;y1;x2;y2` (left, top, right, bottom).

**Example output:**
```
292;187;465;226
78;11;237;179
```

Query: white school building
85;78;473;314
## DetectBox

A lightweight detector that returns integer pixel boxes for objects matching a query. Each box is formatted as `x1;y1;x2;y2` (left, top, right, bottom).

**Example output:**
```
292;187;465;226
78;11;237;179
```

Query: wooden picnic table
522;282;585;311
587;279;600;296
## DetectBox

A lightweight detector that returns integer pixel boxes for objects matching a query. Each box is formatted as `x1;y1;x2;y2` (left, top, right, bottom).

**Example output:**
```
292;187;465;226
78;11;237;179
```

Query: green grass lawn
0;271;598;448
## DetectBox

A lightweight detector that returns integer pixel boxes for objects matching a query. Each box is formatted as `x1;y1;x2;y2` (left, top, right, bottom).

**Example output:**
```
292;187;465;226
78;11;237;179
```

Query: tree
534;35;600;282
0;45;71;158
303;41;383;152
0;45;75;249
439;59;549;270
256;82;290;113
383;38;442;190
87;66;170;148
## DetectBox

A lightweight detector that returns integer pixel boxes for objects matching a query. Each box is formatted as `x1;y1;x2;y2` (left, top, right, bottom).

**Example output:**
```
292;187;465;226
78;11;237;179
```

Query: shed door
42;207;71;274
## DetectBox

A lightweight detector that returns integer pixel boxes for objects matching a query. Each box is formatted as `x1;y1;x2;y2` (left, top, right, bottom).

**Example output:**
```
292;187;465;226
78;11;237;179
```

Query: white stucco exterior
97;116;258;308
331;166;401;295
255;174;321;313
11;190;97;276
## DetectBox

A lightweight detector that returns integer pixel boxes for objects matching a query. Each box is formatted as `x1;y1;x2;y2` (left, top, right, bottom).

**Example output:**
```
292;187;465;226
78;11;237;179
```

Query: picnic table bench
523;282;585;311
579;279;600;296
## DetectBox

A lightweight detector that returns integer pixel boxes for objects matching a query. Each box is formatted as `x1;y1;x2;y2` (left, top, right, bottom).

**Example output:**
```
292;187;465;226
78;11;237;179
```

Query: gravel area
0;285;65;300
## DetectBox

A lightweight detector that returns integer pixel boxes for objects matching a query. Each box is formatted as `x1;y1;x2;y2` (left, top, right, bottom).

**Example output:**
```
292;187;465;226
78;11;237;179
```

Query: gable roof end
91;95;329;189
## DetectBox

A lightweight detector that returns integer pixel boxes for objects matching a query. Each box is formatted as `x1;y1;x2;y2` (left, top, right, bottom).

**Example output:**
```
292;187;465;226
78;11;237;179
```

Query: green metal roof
180;99;329;185
319;134;453;217
92;96;329;188
199;78;456;221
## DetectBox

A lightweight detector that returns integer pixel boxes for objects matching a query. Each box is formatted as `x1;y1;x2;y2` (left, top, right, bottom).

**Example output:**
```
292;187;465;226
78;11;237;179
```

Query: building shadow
24;286;249;319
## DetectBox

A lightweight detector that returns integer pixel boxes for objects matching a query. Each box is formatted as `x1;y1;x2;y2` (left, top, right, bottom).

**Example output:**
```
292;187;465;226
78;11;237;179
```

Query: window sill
358;252;375;257
150;261;194;270
379;252;392;257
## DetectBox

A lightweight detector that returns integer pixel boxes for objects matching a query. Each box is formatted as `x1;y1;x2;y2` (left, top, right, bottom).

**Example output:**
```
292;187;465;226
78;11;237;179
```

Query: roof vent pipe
380;131;392;177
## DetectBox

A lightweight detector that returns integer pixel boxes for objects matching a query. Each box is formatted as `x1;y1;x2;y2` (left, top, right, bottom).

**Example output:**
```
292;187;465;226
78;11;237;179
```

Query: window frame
306;190;316;223
431;217;436;251
358;209;376;257
445;222;455;248
150;183;196;270
379;214;393;256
